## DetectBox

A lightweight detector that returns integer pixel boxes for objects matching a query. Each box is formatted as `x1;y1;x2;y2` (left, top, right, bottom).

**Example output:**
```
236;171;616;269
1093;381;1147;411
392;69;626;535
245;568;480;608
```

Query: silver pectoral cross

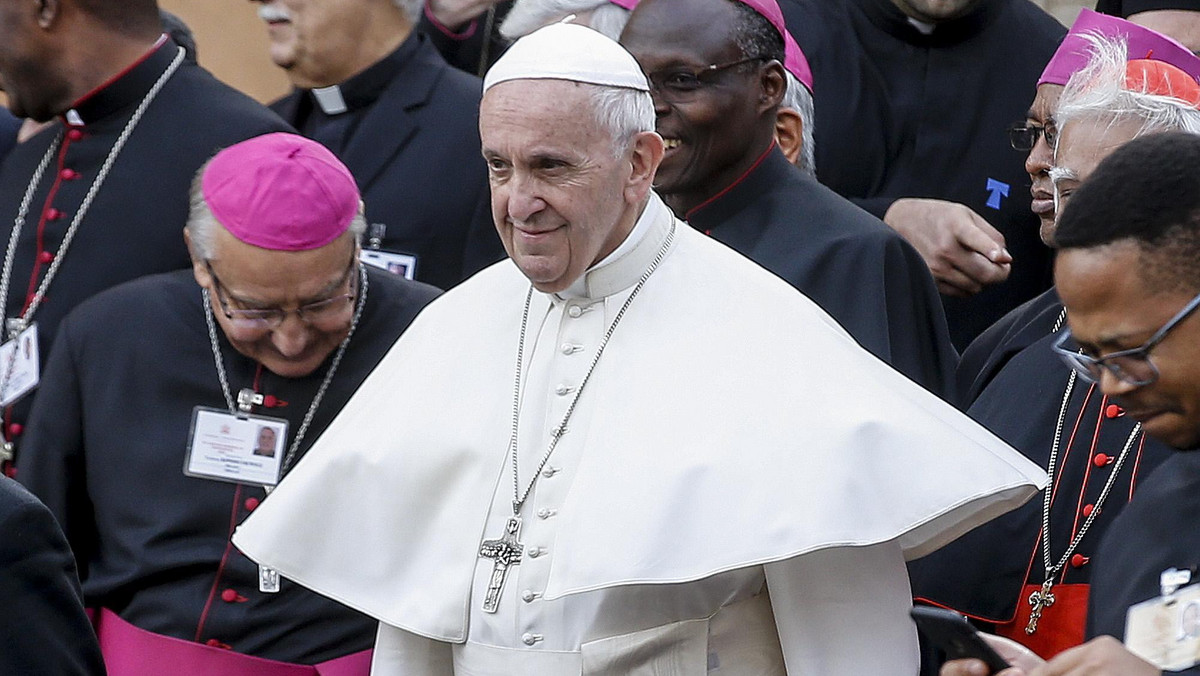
478;516;524;613
1026;579;1056;634
5;318;26;341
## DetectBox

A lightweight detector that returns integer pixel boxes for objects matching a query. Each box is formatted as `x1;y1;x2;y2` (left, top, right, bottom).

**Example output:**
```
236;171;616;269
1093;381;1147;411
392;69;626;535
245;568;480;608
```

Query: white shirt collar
556;193;674;301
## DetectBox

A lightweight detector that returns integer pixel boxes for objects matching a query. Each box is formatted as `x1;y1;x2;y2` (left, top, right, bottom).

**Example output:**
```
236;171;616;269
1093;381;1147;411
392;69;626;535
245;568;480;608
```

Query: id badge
184;407;288;487
0;323;40;406
360;249;417;280
1125;582;1200;670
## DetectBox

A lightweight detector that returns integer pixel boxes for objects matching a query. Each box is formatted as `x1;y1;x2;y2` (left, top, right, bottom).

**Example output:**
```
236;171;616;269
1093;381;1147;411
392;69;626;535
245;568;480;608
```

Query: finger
953;215;1011;264
934;268;982;297
950;252;1011;288
940;658;990;676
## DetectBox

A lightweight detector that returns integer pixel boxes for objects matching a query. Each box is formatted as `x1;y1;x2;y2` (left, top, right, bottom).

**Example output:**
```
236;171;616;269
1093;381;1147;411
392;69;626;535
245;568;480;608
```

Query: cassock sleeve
16;318;96;578
765;539;919;675
371;622;455;675
0;479;104;675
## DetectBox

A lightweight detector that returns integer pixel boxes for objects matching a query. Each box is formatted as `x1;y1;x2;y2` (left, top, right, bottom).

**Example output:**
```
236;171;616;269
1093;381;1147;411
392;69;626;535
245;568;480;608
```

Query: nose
506;174;546;224
269;314;312;358
1098;368;1139;398
1025;134;1053;180
651;91;671;117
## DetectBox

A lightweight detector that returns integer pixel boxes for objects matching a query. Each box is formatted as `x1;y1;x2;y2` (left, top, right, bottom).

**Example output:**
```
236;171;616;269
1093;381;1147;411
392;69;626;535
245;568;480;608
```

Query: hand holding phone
911;606;1012;675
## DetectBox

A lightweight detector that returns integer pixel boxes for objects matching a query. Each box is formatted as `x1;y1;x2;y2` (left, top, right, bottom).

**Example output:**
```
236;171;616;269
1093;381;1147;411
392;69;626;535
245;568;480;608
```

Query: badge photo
185;407;289;487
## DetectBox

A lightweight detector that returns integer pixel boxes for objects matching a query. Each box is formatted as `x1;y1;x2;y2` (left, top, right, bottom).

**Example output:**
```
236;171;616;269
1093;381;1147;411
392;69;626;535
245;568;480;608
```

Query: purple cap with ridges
201;133;359;252
1038;8;1200;86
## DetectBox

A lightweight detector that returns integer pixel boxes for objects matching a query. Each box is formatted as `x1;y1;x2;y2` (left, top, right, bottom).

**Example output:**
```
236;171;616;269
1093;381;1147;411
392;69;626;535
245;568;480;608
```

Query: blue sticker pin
985;178;1010;210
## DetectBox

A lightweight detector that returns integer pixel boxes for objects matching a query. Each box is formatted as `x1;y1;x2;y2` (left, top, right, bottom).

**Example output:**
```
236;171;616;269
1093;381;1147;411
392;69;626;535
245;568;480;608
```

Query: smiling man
619;0;958;398
16;133;439;675
234;23;1049;675
248;0;502;290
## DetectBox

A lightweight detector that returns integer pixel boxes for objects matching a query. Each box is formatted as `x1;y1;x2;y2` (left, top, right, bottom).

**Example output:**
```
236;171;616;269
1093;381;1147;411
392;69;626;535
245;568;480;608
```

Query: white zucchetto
483;21;650;93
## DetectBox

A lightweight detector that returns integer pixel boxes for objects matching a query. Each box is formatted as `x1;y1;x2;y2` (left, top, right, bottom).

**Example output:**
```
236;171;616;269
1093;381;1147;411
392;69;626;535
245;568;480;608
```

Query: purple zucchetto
1039;8;1200;86
201;133;360;252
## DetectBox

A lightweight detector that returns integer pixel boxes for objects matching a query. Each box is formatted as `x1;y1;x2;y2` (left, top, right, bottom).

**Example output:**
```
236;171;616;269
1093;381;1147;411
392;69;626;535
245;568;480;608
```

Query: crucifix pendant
0;441;12;464
259;564;281;593
478;515;524;613
5;318;25;341
1026;579;1056;634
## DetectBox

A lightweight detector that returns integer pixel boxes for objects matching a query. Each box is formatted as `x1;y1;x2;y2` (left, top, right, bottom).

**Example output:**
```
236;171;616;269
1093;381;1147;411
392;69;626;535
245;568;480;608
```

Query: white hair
586;83;655;157
186;167;366;260
780;72;816;178
499;0;630;41
1057;32;1200;141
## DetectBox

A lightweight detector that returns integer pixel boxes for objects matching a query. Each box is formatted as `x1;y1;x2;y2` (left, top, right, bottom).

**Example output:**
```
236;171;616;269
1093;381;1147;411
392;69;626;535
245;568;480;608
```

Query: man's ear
36;0;60;29
184;228;210;287
758;60;786;114
774;107;804;166
624;130;665;204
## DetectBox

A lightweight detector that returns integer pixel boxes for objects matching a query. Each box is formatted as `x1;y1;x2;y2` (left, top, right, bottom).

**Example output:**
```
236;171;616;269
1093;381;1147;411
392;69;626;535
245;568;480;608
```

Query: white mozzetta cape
234;195;1045;645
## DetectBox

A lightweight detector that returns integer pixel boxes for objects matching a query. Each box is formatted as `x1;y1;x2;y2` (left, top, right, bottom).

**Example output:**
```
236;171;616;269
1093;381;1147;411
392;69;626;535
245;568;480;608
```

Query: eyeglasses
645;56;767;103
1007;122;1057;152
206;256;359;334
1053;290;1200;386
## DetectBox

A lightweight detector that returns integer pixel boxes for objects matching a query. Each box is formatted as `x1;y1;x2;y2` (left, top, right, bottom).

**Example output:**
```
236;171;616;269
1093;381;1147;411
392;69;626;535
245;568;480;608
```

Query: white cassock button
561;343;580;355
522;632;542;646
555;384;572;396
537;507;553;519
567;306;583;319
527;547;544;558
522;589;536;603
542;466;559;478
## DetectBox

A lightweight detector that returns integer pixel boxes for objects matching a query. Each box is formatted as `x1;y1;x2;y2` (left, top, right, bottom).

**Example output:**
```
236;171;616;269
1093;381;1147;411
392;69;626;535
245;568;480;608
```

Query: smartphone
910;606;1012;674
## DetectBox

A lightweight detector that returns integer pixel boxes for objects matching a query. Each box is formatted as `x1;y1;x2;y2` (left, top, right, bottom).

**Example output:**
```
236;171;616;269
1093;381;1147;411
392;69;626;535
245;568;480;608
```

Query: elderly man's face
1024;83;1063;246
480;79;642;293
190;227;359;379
888;0;984;23
1056;243;1200;450
621;0;769;210
250;0;377;88
0;0;65;121
1051;115;1143;235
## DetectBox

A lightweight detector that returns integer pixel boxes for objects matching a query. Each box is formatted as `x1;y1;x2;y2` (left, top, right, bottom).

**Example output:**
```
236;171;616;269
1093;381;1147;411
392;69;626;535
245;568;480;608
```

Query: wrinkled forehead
1054;114;1144;181
621;0;741;67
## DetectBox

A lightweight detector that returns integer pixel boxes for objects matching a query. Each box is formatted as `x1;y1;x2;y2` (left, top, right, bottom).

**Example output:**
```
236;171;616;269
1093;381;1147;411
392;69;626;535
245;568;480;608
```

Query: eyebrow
228;268;349;308
1049;166;1078;186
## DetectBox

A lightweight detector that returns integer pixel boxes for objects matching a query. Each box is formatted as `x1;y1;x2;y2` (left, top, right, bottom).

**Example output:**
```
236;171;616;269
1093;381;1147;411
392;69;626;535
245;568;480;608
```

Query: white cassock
234;193;1046;675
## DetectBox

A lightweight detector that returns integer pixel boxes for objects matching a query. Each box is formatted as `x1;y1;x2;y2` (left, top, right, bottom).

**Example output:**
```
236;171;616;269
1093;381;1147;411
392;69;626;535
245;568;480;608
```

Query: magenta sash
95;608;372;676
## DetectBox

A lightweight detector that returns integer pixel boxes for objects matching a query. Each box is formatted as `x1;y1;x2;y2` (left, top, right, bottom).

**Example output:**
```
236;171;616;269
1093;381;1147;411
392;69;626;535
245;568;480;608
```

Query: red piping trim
66;35;168;116
684;140;777;221
423;4;477;40
195;483;243;642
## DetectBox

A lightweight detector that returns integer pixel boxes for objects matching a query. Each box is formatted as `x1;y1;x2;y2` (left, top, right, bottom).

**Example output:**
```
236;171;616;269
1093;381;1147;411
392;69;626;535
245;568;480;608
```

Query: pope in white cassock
234;23;1047;675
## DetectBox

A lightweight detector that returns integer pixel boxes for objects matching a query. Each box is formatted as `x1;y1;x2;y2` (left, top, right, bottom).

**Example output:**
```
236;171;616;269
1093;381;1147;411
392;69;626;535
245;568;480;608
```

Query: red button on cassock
46;208;63;221
1071;554;1089;568
1105;404;1124;419
205;639;221;647
60;168;78;180
66;129;84;142
38;251;54;264
1082;503;1095;517
244;497;260;512
8;423;23;438
1093;453;1111;467
220;588;238;603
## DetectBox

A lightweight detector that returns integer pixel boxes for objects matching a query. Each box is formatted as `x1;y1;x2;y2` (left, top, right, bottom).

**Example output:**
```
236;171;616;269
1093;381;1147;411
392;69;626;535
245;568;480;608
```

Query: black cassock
272;31;505;292
685;145;958;399
0;39;290;467
0;109;17;163
18;268;439;664
0;476;103;676
1088;451;1200;675
909;288;1173;657
780;0;1066;349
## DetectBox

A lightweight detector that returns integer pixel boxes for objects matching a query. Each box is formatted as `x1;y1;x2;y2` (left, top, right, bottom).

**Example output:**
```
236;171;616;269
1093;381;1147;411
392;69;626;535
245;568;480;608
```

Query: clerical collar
556;193;675;301
858;0;999;45
63;34;172;127
305;32;420;115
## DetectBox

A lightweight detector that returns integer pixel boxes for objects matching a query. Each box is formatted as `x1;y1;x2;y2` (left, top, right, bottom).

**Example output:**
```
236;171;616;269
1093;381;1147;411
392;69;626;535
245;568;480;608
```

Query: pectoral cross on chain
1026;580;1056;634
478;516;524;613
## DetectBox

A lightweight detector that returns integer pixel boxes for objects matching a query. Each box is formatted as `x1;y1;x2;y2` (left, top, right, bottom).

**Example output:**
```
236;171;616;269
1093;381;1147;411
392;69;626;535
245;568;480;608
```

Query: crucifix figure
1026;579;1056;634
479;515;524;613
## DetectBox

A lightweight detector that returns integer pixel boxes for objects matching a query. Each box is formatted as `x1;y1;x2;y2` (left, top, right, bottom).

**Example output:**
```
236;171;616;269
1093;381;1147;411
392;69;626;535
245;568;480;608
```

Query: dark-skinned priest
17;133;440;675
235;23;1046;674
619;0;958;399
0;0;289;475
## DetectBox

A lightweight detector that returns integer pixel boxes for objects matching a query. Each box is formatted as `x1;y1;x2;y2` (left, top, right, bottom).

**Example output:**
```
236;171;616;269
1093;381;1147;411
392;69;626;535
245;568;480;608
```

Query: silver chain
203;263;369;478
1039;307;1141;581
0;46;186;339
508;223;676;515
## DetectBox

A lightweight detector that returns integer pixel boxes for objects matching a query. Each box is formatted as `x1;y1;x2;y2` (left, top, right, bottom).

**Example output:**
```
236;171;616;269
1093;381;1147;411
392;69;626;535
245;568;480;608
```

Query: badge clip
236;388;264;419
367;223;386;251
1163;568;1196;598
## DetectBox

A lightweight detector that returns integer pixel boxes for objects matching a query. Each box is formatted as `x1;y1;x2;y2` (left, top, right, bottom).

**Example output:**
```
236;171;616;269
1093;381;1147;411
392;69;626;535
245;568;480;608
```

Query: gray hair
586;83;656;157
499;0;630;41
1056;32;1200;141
186;164;366;260
780;72;816;177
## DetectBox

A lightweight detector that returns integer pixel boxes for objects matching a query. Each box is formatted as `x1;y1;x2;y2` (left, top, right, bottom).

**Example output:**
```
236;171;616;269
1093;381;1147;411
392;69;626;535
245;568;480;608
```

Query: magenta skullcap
784;31;814;93
608;0;638;9
201;133;360;252
1038;8;1200;86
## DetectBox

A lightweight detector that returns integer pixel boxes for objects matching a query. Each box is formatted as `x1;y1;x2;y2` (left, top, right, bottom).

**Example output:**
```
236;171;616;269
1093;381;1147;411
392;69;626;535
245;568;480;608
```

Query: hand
883;198;1013;298
425;0;506;30
1029;636;1161;676
940;634;1044;676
